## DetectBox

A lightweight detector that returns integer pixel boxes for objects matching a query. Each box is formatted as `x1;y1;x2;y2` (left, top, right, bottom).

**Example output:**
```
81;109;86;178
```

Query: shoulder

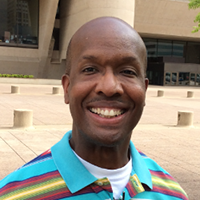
0;149;65;198
138;150;188;200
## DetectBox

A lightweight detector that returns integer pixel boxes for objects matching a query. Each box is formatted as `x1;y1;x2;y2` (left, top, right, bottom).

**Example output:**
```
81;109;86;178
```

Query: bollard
177;111;193;127
11;85;20;94
52;86;60;95
187;91;194;98
157;90;164;97
13;109;33;128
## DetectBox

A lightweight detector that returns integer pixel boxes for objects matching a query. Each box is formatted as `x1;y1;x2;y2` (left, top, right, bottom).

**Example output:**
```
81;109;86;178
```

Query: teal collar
51;131;152;193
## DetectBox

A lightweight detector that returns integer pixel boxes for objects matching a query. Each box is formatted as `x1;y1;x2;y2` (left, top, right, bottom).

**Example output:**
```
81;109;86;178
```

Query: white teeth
90;108;124;118
97;108;101;114
104;110;109;116
110;110;114;116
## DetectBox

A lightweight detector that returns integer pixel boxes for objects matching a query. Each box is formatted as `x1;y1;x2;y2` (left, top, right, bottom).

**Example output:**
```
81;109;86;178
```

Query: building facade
0;0;200;86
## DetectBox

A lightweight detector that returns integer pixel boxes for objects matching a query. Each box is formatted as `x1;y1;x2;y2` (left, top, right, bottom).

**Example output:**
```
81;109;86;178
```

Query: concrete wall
135;0;200;41
59;0;136;60
1;0;200;80
165;63;200;73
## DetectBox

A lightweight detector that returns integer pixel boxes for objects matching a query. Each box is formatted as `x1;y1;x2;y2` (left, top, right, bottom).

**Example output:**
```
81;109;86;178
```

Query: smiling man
0;17;188;200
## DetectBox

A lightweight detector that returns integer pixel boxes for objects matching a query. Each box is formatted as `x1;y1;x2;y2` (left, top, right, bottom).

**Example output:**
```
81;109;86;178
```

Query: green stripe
0;177;67;200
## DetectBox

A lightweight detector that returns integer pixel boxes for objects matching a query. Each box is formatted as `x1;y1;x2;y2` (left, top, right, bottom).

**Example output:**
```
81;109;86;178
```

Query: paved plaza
0;83;200;199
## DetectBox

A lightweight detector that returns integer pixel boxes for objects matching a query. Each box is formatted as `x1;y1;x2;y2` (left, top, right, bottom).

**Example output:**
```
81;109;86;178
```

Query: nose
95;68;123;97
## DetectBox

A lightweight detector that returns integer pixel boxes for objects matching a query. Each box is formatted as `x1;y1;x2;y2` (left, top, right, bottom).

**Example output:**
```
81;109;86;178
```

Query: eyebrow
82;55;98;61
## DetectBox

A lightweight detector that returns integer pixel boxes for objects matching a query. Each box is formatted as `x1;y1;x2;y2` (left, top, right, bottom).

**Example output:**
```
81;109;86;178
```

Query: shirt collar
129;142;152;190
51;131;97;193
51;131;152;193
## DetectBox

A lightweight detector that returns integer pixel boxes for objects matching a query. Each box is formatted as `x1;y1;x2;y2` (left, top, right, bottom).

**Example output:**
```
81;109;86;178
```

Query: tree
189;0;200;32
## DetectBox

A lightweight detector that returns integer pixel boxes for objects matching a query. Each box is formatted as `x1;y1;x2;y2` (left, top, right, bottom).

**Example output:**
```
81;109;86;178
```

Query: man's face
62;19;148;147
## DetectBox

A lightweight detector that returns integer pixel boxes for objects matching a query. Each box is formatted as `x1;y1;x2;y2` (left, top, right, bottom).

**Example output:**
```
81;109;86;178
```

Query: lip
85;100;131;126
87;108;127;126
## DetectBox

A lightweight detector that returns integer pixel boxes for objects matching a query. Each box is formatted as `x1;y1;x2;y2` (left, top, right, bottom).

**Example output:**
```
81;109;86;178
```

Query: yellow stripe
5;180;66;200
131;174;144;192
152;176;180;190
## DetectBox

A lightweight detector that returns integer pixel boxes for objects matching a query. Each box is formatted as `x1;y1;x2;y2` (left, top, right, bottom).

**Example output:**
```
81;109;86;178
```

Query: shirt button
98;182;103;186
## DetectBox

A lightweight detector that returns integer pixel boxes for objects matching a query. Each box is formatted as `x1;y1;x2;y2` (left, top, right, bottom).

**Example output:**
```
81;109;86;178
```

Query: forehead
70;18;146;68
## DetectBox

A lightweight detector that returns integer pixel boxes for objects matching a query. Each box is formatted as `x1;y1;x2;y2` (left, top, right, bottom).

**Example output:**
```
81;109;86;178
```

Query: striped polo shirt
0;131;188;200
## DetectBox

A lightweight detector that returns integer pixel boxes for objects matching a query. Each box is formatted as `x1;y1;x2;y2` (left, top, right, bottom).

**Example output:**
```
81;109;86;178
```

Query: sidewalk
0;83;199;199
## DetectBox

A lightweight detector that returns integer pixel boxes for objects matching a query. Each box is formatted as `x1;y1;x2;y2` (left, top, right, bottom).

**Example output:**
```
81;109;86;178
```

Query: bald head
66;17;147;75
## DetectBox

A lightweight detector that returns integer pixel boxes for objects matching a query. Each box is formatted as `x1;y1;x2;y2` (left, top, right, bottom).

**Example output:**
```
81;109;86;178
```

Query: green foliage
0;74;34;78
189;0;200;9
189;0;200;32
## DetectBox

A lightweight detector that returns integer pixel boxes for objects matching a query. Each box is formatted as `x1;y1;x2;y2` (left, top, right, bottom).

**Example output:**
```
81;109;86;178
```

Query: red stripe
150;170;175;181
126;181;137;197
0;171;60;194
40;149;51;156
153;185;187;200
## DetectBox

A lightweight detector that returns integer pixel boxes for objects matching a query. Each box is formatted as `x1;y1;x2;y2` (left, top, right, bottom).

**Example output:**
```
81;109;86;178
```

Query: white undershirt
73;151;132;199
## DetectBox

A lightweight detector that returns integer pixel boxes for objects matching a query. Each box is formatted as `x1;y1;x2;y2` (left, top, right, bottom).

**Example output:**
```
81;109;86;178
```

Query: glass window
146;71;153;84
172;41;185;57
179;72;189;85
0;0;39;48
172;73;177;85
189;73;195;86
143;38;157;57
186;42;200;64
165;72;171;85
196;74;200;86
157;40;172;57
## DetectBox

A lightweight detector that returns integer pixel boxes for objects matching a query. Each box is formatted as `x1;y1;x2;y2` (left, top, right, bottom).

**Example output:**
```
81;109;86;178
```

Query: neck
70;137;130;169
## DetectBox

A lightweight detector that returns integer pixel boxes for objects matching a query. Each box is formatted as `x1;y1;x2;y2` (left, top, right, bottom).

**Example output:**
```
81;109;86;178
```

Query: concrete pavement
0;83;200;199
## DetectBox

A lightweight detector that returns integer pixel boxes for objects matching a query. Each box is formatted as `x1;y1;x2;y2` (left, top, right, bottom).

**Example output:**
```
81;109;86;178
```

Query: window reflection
143;38;157;57
165;72;171;85
196;74;200;85
190;73;195;86
158;40;172;57
0;0;39;47
172;73;177;85
179;72;189;85
172;41;185;57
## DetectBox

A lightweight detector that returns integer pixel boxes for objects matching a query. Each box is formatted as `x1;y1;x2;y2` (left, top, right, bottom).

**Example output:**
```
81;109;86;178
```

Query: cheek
127;84;146;107
68;81;93;109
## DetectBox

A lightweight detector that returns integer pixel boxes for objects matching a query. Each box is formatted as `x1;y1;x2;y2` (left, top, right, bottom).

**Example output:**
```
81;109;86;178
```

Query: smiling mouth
89;108;125;118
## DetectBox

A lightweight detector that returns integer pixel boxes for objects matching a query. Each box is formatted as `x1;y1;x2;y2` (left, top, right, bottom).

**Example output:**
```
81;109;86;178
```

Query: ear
145;78;149;91
143;78;149;107
62;74;70;104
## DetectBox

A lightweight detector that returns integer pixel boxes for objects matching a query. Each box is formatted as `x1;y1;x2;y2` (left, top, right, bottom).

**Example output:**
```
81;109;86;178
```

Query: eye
82;67;97;74
121;69;137;76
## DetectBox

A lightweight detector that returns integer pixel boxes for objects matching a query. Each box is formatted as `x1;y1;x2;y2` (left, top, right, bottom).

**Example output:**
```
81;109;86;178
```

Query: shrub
0;73;34;78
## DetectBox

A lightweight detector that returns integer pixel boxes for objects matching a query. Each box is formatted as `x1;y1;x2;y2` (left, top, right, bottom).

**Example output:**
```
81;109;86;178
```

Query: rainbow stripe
0;171;68;200
0;145;188;200
150;170;188;200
